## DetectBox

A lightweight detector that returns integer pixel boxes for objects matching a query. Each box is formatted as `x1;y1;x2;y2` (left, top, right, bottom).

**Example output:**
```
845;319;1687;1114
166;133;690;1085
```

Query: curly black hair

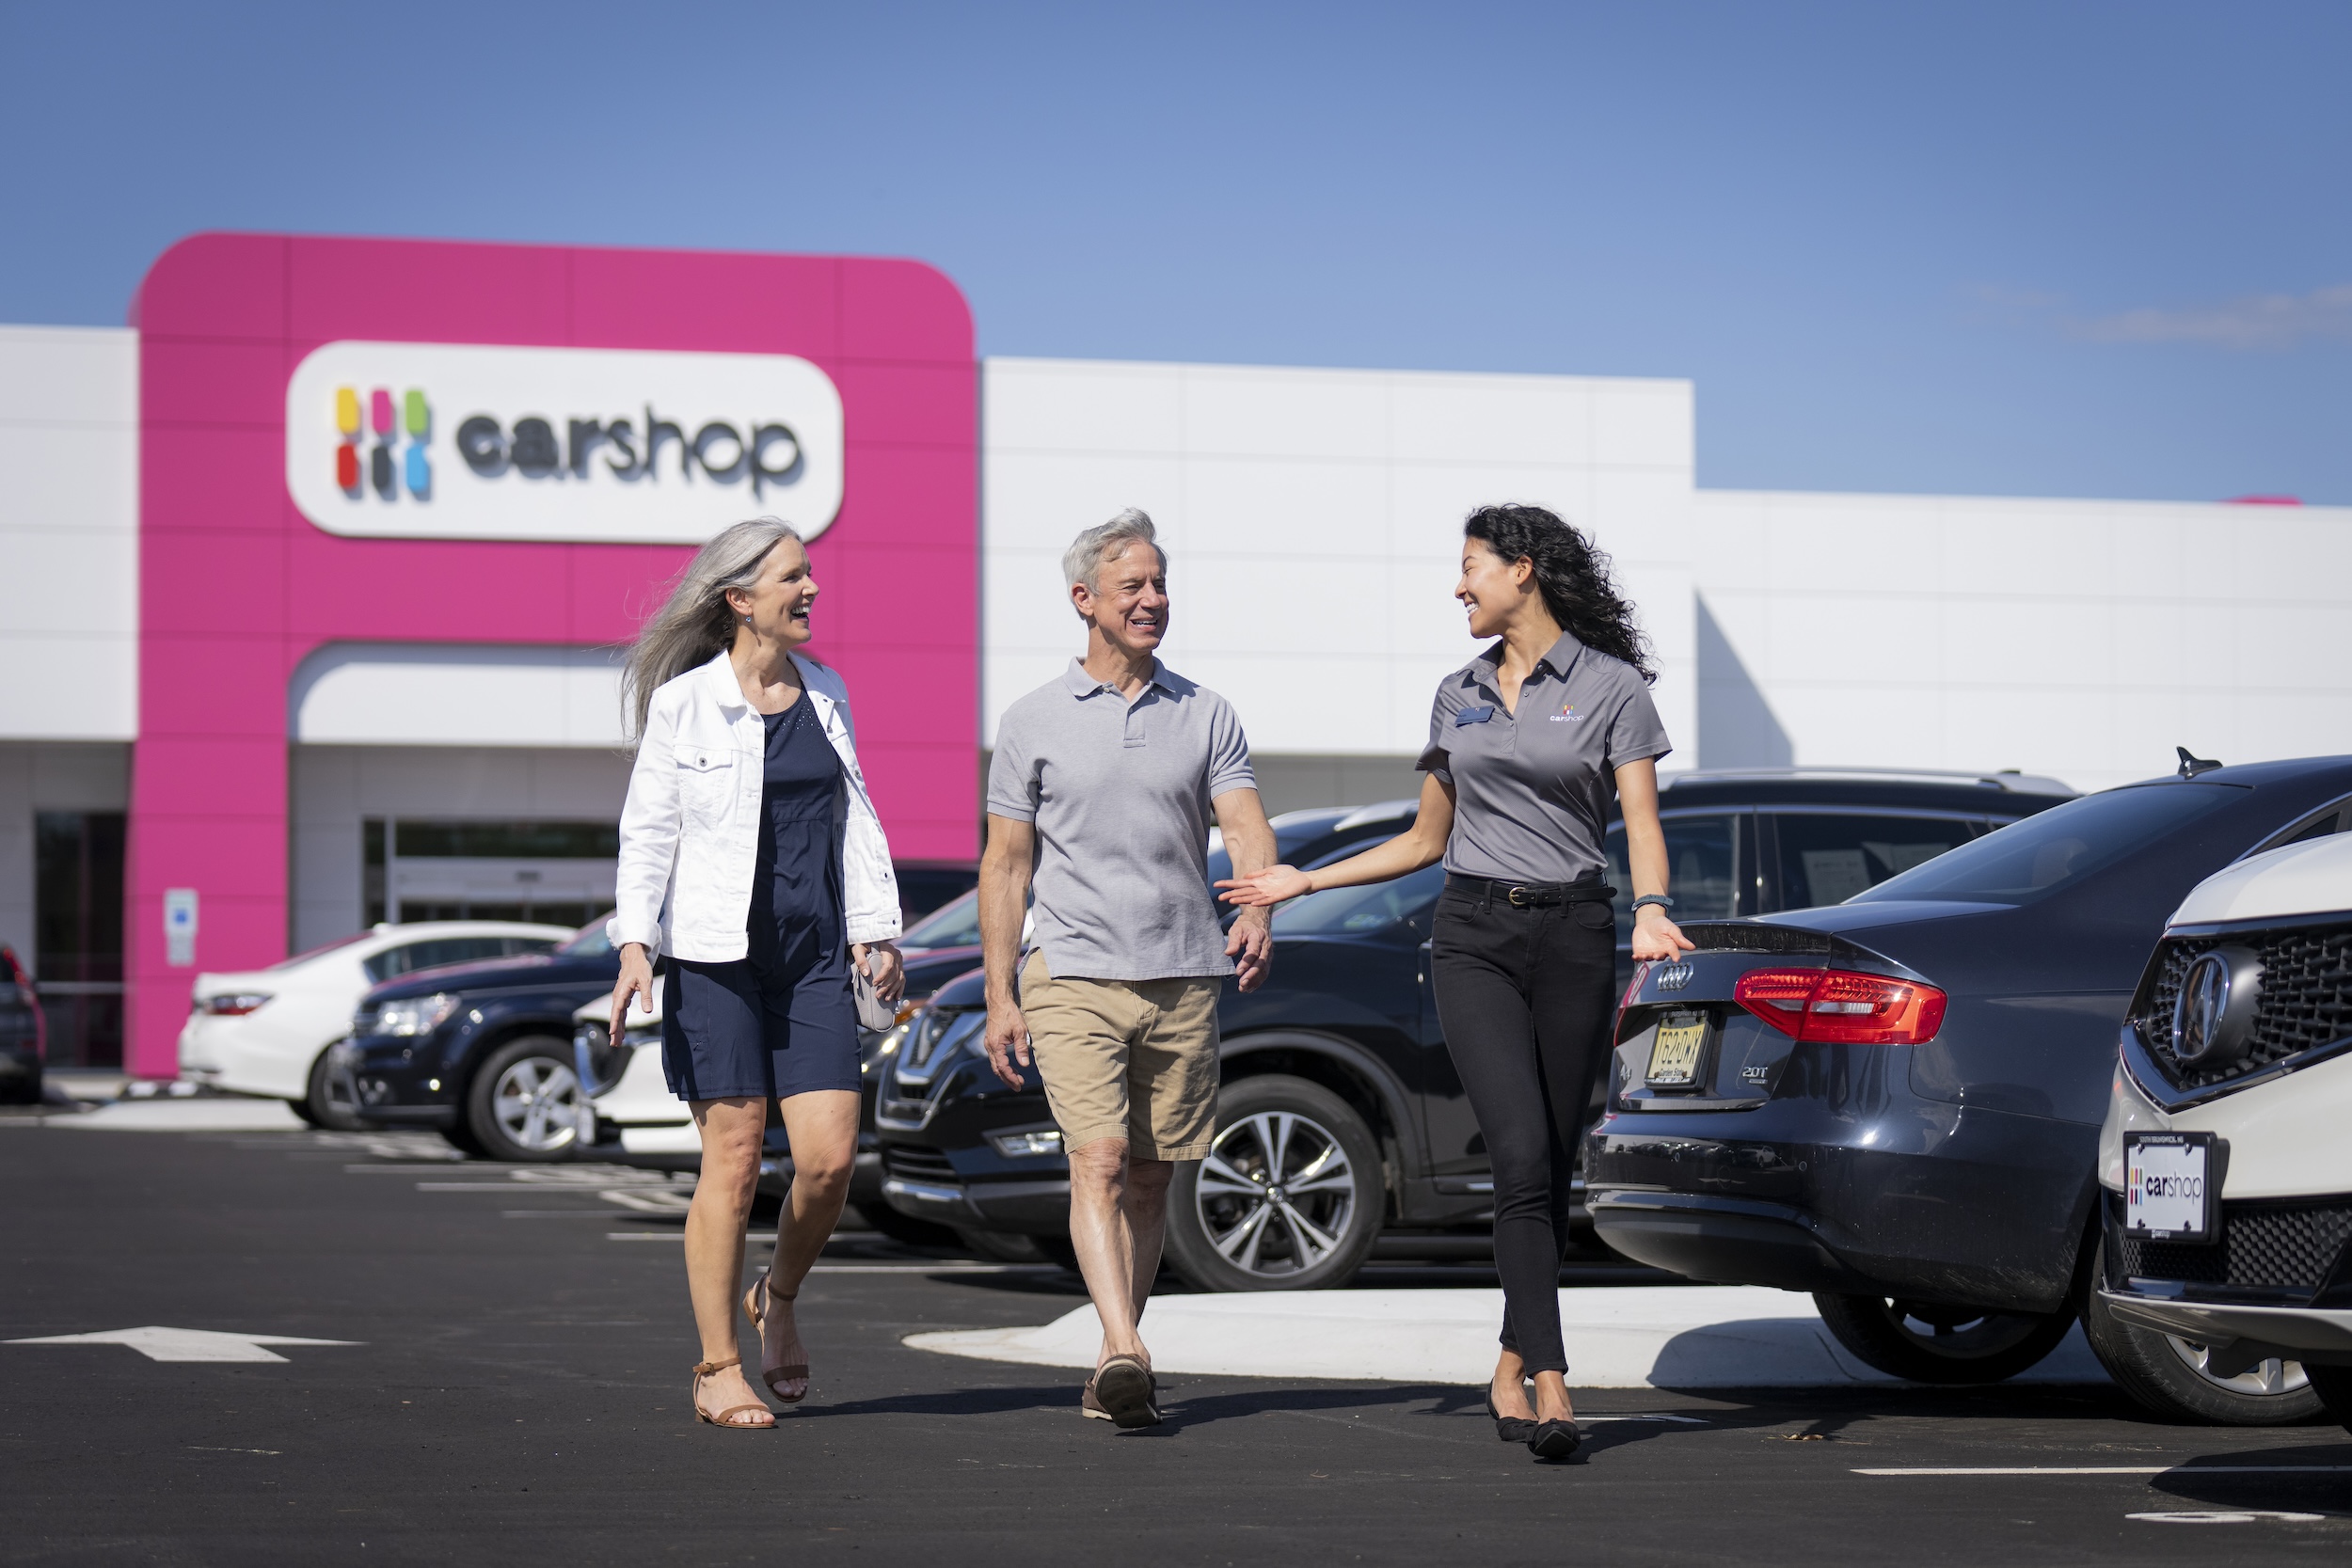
1461;503;1655;685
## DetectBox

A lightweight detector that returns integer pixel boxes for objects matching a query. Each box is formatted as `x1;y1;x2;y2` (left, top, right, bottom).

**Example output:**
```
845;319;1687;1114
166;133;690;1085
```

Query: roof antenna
2176;745;2223;779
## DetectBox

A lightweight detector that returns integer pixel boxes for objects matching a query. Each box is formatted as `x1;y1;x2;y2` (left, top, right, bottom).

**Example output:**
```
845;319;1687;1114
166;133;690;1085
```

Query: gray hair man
979;508;1277;1428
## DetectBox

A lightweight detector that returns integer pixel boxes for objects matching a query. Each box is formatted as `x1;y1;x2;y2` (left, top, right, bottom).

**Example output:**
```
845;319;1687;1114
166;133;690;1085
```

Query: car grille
2137;922;2352;1091
2110;1193;2352;1294
883;1146;960;1184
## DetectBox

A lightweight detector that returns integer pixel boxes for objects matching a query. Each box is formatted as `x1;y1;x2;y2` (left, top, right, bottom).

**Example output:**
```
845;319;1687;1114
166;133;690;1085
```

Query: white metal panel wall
981;358;1699;767
0;327;138;741
1692;490;2352;793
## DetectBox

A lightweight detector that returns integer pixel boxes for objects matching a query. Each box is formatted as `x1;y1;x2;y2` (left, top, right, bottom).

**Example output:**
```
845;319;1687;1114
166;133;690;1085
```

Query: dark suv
877;769;2076;1291
345;921;622;1160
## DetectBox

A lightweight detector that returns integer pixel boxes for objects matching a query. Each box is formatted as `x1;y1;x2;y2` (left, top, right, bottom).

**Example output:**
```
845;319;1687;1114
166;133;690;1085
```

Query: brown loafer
1089;1355;1160;1429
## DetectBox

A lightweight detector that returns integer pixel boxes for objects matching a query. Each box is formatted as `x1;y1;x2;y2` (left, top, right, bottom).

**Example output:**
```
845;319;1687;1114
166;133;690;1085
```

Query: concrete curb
906;1285;2112;1388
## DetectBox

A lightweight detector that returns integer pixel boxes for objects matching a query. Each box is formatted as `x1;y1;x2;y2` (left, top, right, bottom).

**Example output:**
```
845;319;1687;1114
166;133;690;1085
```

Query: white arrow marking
6;1326;361;1363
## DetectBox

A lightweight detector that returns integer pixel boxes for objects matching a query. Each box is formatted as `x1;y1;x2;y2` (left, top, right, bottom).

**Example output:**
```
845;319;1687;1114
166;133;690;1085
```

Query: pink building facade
124;233;977;1078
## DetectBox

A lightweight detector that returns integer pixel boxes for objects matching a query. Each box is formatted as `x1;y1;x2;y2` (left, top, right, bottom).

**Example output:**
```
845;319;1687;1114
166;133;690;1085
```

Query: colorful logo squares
337;385;431;501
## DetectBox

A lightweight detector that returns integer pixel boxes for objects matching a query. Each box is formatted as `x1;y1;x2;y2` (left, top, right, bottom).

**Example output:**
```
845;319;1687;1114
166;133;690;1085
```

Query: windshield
1852;784;2241;906
560;915;618;956
1273;864;1447;935
902;889;981;950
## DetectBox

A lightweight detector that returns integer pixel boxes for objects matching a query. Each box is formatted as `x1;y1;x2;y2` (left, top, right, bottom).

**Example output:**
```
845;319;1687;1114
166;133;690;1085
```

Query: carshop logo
336;386;432;500
286;341;845;546
450;406;803;496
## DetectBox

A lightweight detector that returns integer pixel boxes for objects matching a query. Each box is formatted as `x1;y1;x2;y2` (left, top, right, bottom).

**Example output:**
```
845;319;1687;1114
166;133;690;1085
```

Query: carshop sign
283;341;845;545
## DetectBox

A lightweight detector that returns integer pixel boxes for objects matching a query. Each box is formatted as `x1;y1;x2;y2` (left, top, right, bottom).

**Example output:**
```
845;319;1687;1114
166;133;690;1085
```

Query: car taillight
1732;967;1946;1046
200;992;273;1017
1614;961;1652;1031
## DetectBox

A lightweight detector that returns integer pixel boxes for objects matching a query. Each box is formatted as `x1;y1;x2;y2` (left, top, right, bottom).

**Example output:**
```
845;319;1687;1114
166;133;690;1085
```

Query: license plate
1645;1014;1708;1088
2125;1132;2217;1243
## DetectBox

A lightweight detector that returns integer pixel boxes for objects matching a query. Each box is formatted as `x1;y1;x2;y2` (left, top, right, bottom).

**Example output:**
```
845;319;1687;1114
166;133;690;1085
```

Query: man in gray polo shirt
979;508;1277;1429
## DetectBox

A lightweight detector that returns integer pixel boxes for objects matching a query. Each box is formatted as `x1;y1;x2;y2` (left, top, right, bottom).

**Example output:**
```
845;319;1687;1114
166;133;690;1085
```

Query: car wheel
1162;1074;1383;1293
301;1046;370;1132
2306;1364;2352;1438
1814;1291;2076;1385
852;1200;960;1249
2080;1243;2323;1423
464;1037;587;1164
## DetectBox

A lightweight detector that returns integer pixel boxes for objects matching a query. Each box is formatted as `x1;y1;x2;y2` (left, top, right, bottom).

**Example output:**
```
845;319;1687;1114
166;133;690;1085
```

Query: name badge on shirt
1454;705;1496;727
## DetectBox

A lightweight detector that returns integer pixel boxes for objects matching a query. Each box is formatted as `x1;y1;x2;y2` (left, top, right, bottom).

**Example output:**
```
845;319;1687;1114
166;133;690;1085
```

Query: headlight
358;992;460;1037
988;1128;1064;1159
199;992;273;1016
891;1010;983;1087
860;1018;914;1074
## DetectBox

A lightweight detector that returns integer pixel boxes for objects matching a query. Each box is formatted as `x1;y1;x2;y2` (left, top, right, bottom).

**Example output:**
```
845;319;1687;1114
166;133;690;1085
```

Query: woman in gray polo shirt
1222;503;1692;1462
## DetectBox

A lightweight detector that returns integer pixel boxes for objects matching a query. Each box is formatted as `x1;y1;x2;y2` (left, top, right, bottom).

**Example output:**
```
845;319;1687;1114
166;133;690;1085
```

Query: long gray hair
622;517;803;741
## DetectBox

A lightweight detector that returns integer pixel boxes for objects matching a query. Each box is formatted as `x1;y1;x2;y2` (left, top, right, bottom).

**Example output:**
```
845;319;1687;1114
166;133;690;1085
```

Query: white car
179;922;575;1124
569;980;699;1156
2086;828;2352;1433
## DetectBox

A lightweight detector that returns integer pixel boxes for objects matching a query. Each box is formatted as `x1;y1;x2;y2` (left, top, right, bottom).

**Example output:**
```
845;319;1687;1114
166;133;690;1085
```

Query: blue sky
4;1;2345;501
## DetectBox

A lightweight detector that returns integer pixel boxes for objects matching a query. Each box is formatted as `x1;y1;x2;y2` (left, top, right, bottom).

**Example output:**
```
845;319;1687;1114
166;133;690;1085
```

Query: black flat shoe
1484;1392;1536;1444
1527;1418;1583;1461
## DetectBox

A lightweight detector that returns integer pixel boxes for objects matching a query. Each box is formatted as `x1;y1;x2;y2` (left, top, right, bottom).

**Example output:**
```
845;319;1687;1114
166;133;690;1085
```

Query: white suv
179;922;573;1125
2086;829;2352;1433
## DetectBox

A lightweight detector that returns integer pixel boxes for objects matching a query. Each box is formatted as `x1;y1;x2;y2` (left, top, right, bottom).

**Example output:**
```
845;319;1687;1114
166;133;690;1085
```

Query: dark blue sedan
1586;753;2352;1386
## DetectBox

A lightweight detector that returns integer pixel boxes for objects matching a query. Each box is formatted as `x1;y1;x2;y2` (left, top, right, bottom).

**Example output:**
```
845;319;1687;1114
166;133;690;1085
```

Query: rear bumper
1586;1190;1886;1294
1584;1096;2099;1314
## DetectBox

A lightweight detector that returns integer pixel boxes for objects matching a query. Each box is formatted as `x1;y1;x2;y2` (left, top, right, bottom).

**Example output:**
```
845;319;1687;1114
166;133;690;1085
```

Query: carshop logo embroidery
1549;704;1586;723
337;386;431;500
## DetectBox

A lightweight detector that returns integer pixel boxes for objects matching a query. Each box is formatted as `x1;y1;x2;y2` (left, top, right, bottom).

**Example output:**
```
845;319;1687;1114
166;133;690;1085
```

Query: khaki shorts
1020;951;1221;1161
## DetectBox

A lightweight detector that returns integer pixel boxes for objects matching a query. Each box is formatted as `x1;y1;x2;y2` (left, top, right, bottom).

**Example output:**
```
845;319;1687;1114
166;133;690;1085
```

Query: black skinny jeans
1429;883;1618;1376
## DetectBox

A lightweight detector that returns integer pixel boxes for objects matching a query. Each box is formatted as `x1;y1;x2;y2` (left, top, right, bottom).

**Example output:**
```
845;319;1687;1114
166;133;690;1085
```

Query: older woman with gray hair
607;516;905;1430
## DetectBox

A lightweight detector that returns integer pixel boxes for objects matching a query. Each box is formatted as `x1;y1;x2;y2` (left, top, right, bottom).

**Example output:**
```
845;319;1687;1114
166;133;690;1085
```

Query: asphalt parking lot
5;1109;2349;1566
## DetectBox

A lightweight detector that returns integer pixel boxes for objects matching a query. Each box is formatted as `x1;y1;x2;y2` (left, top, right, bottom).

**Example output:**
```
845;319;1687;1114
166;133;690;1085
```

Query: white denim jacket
610;650;901;963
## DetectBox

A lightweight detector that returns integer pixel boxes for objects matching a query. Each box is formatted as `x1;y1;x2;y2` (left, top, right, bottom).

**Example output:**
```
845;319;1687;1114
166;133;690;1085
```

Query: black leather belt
1444;874;1616;909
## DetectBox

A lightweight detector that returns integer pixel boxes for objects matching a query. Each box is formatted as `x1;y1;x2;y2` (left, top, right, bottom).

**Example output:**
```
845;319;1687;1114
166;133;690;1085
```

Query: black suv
876;769;2076;1291
345;921;623;1160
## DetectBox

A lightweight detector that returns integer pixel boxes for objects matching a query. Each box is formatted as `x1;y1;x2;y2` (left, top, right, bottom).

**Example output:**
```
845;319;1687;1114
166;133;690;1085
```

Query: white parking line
1857;1465;2352;1477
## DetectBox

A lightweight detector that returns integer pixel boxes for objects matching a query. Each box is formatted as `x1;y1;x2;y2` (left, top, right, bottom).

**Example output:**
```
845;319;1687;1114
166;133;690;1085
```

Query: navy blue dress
662;697;863;1101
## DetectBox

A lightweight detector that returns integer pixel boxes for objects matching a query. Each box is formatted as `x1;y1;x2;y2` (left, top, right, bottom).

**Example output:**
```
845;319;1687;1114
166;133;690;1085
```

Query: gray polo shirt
987;658;1257;981
1416;632;1671;883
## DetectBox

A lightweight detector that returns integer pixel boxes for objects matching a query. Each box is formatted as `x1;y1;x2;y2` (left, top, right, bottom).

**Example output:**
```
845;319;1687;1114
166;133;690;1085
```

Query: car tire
301;1046;370;1132
853;1200;960;1249
463;1036;587;1164
1814;1291;2076;1385
2305;1364;2352;1438
2080;1242;2324;1424
1162;1073;1384;1293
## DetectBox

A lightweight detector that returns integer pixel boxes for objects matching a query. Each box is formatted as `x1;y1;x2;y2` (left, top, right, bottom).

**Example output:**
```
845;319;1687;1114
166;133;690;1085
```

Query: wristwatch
1630;895;1675;914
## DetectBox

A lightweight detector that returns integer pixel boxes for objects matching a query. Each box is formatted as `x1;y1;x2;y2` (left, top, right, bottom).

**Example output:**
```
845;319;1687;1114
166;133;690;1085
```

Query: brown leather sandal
741;1271;811;1402
691;1356;773;1429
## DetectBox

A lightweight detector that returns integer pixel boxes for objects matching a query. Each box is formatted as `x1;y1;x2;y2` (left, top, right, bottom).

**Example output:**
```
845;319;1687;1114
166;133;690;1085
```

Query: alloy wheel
1193;1110;1359;1278
490;1057;583;1155
2165;1336;2310;1399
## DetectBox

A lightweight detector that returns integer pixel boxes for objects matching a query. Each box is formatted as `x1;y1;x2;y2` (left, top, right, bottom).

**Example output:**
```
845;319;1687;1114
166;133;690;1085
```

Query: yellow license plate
1646;1017;1708;1086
